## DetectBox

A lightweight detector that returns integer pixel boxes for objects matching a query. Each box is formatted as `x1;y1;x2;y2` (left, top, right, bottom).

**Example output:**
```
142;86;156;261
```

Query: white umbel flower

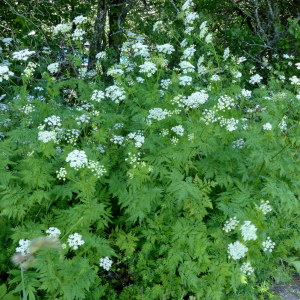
46;227;61;238
240;221;257;242
16;239;31;255
67;233;85;250
228;241;248;260
223;217;239;232
240;262;254;275
171;125;185;136
263;123;272;131
262;237;275;252
259;200;272;214
100;257;113;271
65;150;88;170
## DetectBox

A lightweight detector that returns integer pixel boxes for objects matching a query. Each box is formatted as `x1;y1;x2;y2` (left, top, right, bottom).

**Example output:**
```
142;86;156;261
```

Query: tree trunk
88;0;107;70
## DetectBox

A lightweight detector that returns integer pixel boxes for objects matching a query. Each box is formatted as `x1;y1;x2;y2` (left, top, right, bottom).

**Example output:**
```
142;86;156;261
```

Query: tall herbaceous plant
1;0;300;299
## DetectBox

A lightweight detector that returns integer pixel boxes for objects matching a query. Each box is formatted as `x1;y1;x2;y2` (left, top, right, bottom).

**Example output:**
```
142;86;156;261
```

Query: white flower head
240;221;257;242
228;241;248;260
100;257;113;271
67;233;85;250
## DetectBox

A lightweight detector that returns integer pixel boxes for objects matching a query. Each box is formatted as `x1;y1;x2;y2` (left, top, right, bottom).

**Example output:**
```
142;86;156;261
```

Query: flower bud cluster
22;62;39;78
125;152;141;168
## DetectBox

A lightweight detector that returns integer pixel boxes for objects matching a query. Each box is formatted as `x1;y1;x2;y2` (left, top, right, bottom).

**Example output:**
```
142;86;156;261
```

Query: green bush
1;1;300;299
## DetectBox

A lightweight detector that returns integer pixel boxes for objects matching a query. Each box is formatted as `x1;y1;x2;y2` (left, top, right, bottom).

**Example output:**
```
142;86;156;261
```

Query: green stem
21;268;27;300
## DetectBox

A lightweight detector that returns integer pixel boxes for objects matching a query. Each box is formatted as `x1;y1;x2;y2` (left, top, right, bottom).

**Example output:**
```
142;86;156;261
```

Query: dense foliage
1;0;300;299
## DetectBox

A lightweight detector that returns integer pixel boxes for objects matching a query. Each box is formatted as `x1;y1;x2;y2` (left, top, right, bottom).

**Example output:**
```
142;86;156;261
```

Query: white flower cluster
46;227;61;238
232;139;245;149
240;262;254;276
228;241;248;260
237;57;247;64
73;15;87;25
97;144;105;153
185;91;209;108
105;85;126;104
44;115;61;129
263;123;272;131
171;137;179;145
22;62;38;78
107;66;124;77
223;47;230;60
132;42;150;58
75;114;90;126
216;95;235;111
91;90;105;102
148;108;168;121
182;0;194;11
66;150;88;170
241;89;252;98
12;49;35;61
0;65;14;82
125;152;141;168
136;77;145;83
139;61;157;77
153;20;163;32
53;23;72;35
179;75;192;86
47;63;60;74
182;45;196;60
211;74;220;81
96;51;106;60
72;29;86;41
99;257;113;271
171;125;184;136
259;200;272;214
156;44;175;55
201;109;217;125
56;167;67;180
67;233;85;250
110;135;125;146
127;131;145;148
185;12;199;25
240;221;257;242
2;37;13;45
223;216;239;232
278;116;287;131
60;129;80;145
249;74;263;84
78;67;87;78
262;237;275;252
199;21;208;39
179;61;195;74
219;117;239;131
160;129;169;136
87;160;106;178
38;131;58;143
161;79;172;89
16;239;31;255
289;76;300;85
